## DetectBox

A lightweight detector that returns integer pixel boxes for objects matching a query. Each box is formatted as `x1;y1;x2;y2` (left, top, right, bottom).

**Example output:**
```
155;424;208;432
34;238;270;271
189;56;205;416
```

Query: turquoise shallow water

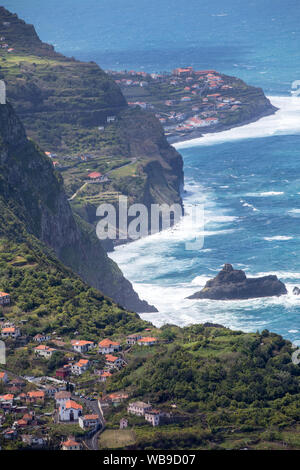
3;1;300;341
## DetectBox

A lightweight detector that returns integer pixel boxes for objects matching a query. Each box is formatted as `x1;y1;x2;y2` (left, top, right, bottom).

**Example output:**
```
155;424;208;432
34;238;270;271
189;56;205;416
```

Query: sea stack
187;264;287;300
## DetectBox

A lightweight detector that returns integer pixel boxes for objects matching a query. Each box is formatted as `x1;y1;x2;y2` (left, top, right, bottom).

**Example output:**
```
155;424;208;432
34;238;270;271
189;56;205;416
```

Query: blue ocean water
3;0;300;94
3;1;300;341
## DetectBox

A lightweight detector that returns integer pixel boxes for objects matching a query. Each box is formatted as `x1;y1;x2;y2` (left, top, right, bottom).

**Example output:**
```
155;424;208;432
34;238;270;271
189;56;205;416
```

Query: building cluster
110;66;243;137
0;297;166;449
0;33;14;52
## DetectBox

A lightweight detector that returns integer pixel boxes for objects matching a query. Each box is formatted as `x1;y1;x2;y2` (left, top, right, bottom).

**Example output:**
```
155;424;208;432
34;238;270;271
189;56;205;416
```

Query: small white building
55;391;71;408
0;292;10;306
1;326;20;338
71;340;94;354
71;359;89;375
34;345;56;358
120;418;128;429
137;337;158;347
61;438;81;450
59;400;82;422
105;354;123;369
126;334;142;345
33;333;51;343
79;414;100;429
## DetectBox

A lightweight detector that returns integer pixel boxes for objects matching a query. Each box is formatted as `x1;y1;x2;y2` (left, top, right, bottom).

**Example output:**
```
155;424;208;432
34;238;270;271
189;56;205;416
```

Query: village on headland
107;66;275;143
0;291;180;450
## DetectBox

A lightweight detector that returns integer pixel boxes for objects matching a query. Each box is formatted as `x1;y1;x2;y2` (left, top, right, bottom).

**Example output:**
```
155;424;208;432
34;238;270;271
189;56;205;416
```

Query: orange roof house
99;338;121;354
62;438;81;450
99;371;112;381
87;171;102;180
0;393;14;402
105;354;119;363
71;339;94;352
27;390;45;402
138;337;158;346
65;400;83;410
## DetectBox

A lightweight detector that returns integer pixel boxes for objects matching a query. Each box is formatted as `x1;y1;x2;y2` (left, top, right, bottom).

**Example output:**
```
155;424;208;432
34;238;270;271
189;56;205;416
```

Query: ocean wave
264;236;293;241
288;208;300;217
246;191;284;197
174;96;300;149
240;199;259;211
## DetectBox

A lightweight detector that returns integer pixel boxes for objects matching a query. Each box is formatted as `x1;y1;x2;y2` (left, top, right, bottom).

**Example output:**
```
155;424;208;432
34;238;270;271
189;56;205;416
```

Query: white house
105;354;123;369
61;438;81;450
33;333;51;343
71;359;89;375
98;338;121;354
34;345;56;358
59;400;82;422
99;371;112;382
55;391;71;408
0;292;10;306
21;435;48;447
1;326;20;338
137;337;158;347
127;401;152;416
78;414;100;429
126;334;142;345
71;340;94;354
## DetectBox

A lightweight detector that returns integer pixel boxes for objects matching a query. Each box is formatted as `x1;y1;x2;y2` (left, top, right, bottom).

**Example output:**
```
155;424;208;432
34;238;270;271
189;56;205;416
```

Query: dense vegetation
0;197;146;339
102;324;300;449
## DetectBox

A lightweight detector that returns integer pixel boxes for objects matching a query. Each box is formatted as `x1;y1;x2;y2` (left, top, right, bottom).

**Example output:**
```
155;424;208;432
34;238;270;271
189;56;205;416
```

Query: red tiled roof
88;171;102;179
83;414;99;420
139;337;157;343
99;338;120;347
105;354;119;363
27;391;44;398
65;400;82;410
62;439;80;447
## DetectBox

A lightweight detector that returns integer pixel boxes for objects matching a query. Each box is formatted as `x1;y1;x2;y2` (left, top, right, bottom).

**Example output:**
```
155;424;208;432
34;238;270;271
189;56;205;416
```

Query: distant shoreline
167;105;278;145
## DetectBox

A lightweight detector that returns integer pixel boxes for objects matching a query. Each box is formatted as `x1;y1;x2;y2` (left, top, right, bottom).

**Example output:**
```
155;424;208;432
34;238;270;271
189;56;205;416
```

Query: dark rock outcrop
293;287;300;295
187;264;287;300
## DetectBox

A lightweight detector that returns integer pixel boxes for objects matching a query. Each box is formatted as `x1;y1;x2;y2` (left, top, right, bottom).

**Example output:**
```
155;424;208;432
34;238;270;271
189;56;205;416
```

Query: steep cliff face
117;108;184;208
0;7;183;223
0;103;156;312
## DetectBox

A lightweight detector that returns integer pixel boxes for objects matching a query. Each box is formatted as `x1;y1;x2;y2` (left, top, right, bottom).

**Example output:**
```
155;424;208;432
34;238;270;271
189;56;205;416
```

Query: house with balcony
99;338;121;354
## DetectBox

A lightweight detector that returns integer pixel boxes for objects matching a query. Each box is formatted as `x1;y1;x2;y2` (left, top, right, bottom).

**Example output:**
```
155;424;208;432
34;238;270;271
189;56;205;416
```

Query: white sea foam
110;98;300;336
264;236;293;241
174;96;300;149
288;208;300;216
240;199;259;211
246;191;284;197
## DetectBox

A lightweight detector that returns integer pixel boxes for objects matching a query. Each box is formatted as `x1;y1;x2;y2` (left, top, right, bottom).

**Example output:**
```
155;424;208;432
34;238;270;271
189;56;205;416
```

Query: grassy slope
0;195;147;340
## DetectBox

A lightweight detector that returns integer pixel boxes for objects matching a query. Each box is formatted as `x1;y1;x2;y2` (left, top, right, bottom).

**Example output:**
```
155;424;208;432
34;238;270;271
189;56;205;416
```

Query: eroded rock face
0;103;156;313
187;264;287;300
